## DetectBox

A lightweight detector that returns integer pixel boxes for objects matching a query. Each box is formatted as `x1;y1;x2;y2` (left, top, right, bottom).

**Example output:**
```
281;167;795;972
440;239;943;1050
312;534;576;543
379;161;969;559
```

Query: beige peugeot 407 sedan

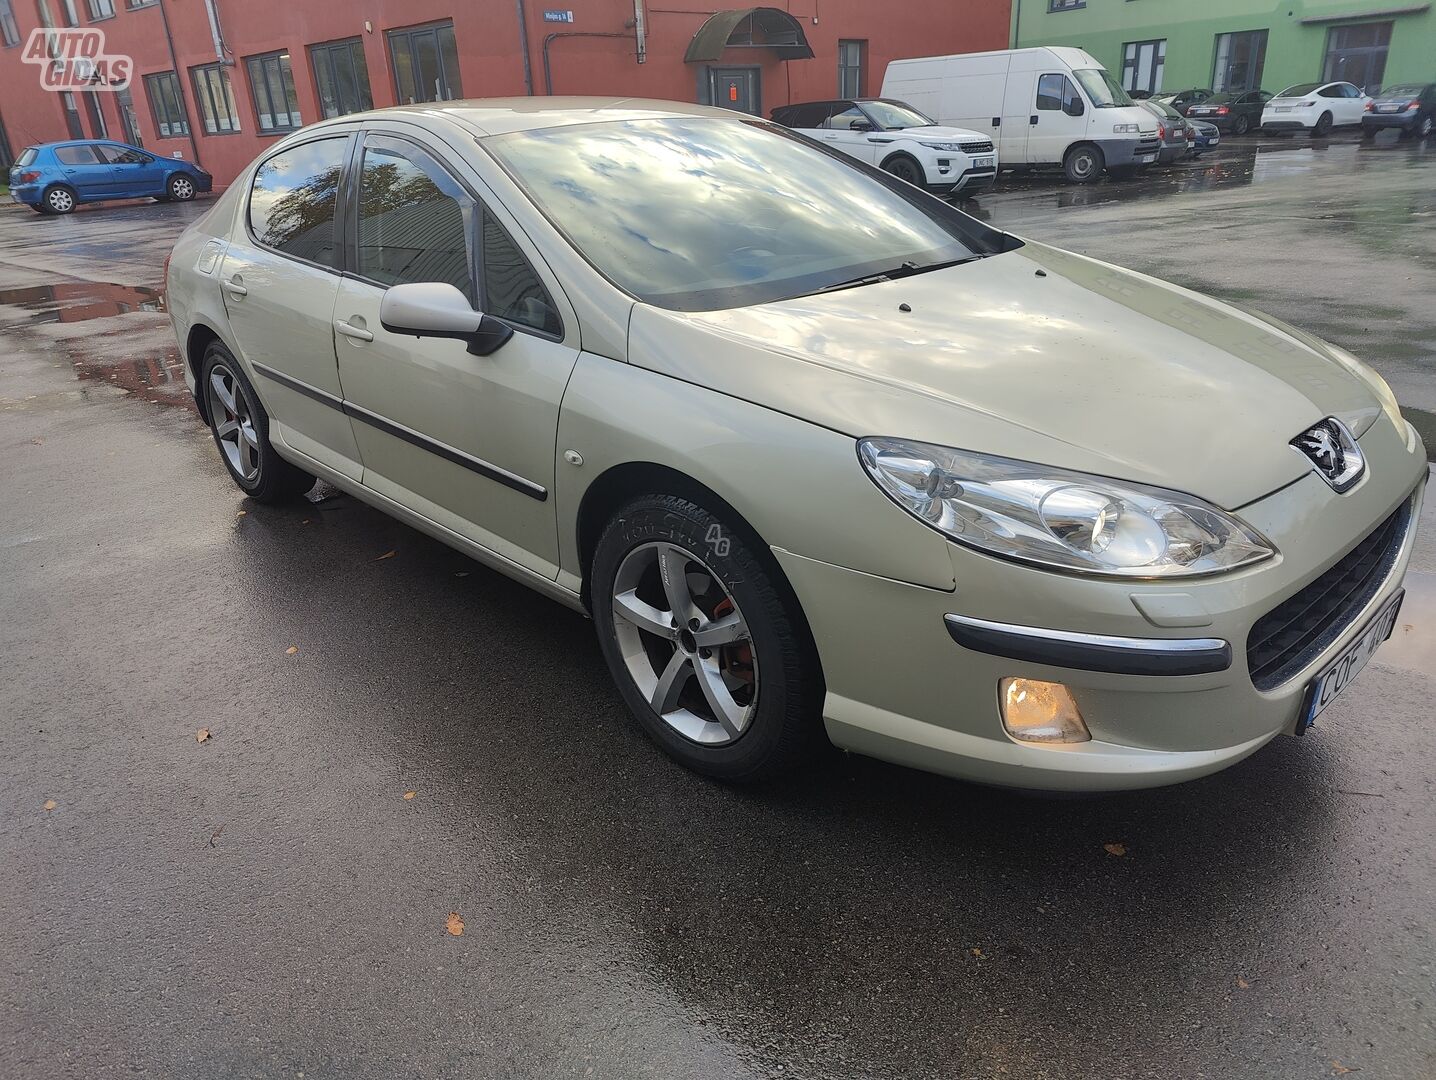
166;98;1427;791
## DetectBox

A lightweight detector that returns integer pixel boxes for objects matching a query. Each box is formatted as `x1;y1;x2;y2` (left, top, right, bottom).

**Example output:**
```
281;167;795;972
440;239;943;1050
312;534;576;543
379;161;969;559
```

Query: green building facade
1011;1;1436;98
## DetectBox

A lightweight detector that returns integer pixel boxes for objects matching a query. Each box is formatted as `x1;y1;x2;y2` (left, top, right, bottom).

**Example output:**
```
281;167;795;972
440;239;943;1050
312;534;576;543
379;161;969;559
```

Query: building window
837;39;865;98
1121;39;1165;96
116;85;142;145
86;0;113;18
246;51;302;133
61;90;83;137
1323;22;1392;92
191;63;241;134
1048;0;1084;10
83;89;106;137
311;38;373;119
387;22;462;104
143;71;189;137
125;0;155;7
1212;29;1268;93
0;0;19;46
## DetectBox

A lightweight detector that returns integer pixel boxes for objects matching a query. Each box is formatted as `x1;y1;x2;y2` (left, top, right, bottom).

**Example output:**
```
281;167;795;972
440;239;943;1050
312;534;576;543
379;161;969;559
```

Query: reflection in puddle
0;280;192;410
1380;570;1435;676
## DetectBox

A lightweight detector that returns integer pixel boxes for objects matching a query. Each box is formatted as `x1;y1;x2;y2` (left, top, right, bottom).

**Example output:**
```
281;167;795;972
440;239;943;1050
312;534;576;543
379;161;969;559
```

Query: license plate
973;157;994;169
1274;106;1293;113
1297;591;1404;732
1137;154;1155;163
1378;104;1401;112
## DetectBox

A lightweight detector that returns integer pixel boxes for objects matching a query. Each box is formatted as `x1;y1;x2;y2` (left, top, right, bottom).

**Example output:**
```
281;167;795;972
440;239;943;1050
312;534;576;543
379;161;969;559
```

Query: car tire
1421;115;1435;139
199;342;316;502
1063;143;1104;184
167;173;196;202
1312;112;1333;137
591;493;823;784
40;184;77;215
881;154;925;187
1233;115;1250;136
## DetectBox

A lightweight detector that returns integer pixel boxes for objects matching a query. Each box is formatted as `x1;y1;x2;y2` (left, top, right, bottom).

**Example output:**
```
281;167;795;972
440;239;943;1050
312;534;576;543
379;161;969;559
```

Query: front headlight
919;141;964;152
858;438;1276;578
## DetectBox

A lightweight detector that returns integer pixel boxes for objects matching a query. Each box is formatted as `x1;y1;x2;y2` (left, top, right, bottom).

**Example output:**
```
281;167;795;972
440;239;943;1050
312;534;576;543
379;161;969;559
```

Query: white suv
771;98;998;196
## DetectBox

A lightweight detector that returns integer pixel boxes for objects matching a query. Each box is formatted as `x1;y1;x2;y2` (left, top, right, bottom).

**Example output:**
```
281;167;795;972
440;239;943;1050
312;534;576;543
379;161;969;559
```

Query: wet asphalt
2;131;1434;1079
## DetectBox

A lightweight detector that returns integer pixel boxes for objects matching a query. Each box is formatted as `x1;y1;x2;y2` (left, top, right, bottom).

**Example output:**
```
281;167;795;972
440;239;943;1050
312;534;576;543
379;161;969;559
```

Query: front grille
959;140;994;154
1246;499;1411;691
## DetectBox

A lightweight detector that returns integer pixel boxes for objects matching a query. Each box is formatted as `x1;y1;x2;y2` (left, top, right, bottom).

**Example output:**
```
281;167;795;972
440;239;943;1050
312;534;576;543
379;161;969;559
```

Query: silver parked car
166;99;1426;791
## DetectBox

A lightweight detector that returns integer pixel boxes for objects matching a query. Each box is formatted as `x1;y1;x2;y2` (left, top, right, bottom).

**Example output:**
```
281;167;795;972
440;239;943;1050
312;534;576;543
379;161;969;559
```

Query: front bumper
948;167;997;195
776;416;1428;791
194;173;214;193
1100;135;1162;167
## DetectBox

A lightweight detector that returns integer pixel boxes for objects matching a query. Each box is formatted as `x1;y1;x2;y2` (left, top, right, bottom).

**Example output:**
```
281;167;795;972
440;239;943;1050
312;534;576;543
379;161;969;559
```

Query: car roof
306;97;740;138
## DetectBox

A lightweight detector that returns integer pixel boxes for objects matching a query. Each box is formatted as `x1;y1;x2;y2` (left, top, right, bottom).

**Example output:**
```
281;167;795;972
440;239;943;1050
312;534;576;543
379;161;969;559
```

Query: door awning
684;7;815;63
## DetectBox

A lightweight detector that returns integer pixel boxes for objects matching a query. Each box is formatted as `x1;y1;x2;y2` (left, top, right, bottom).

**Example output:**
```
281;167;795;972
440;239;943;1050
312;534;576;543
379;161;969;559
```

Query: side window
1036;74;1066;110
356;135;473;299
55;144;100;165
248;137;348;269
481;212;560;336
97;145;151;165
821;105;867;129
785;104;827;128
1318;85;1341;98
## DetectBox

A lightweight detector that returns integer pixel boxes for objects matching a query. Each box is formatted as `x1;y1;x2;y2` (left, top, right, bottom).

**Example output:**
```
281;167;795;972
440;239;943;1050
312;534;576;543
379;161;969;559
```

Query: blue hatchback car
8;140;213;215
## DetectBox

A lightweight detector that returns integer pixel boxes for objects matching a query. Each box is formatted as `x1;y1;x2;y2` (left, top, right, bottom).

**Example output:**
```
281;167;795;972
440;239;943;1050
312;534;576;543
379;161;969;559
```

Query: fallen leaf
971;947;983;957
403;791;416;801
235;510;247;517
1331;1062;1354;1075
196;727;211;743
375;550;397;561
446;911;465;937
285;646;298;656
301;518;311;525
209;823;225;846
43;799;57;811
1236;976;1250;989
31;437;43;445
454;571;470;578
1103;843;1127;857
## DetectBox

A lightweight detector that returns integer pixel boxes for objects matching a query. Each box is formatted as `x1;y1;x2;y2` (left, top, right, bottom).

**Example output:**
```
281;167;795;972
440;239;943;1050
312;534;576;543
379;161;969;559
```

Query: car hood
891;124;991;143
627;243;1384;510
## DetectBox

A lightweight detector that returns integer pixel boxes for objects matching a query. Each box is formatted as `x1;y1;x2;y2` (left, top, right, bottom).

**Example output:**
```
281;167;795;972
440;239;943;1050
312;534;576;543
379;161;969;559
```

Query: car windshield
1072;68;1133;108
1276;83;1320;98
16;147;37;166
861;100;934;129
486;117;1001;312
1381;84;1425;97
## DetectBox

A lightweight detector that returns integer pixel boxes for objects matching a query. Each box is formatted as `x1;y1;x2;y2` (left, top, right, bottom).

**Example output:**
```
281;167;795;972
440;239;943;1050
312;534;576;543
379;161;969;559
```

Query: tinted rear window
1277;83;1320;98
248;136;347;268
55;145;100;165
16;147;37;166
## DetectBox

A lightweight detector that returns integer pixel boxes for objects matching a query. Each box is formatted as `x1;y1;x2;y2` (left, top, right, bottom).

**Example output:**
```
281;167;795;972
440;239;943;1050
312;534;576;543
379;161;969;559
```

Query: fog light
1000;678;1090;744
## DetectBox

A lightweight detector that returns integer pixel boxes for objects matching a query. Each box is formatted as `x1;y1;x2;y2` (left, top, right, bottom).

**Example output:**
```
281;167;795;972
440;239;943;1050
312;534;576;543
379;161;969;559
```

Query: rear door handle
335;319;373;342
1030;115;1039;125
222;279;247;296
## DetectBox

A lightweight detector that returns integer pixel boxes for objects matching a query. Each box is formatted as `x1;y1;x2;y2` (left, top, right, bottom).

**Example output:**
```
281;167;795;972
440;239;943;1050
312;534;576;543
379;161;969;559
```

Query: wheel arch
879;149;926;178
183;318;249;423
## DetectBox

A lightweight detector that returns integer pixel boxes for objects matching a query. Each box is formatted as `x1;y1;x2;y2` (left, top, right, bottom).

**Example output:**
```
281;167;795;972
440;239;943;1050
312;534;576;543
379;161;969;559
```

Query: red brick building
0;1;1010;187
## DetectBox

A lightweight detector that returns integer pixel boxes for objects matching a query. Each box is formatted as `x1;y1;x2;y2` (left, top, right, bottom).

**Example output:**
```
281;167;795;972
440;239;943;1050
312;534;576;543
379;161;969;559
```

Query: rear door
217;133;364;481
52;144;119;197
332;128;579;577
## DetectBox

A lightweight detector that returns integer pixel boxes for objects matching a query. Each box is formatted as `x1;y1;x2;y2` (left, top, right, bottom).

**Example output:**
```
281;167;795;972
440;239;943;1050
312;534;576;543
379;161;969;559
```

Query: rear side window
17;147;38;166
248;136;348;269
481;212;560;336
777;103;830;128
54;145;100;165
356;135;473;299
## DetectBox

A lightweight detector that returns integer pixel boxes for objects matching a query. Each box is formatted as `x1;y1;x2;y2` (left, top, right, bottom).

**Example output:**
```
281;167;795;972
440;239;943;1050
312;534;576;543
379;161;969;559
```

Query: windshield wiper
814;254;992;295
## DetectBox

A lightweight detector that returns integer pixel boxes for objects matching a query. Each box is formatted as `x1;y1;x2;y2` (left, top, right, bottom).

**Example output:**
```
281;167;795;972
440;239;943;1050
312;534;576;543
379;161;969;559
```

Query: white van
882;46;1160;183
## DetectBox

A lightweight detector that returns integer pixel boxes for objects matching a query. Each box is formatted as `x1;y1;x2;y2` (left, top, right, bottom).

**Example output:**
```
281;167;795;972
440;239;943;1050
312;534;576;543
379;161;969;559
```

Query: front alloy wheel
611;541;758;746
169;174;195;201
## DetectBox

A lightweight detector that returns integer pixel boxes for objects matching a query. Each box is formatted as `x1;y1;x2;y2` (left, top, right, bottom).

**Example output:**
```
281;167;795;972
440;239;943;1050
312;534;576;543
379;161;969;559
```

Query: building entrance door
709;68;760;115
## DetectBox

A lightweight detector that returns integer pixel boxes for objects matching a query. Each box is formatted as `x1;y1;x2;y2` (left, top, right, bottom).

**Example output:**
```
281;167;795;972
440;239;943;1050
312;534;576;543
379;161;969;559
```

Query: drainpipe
515;0;534;95
155;0;202;167
542;32;630;96
202;0;231;63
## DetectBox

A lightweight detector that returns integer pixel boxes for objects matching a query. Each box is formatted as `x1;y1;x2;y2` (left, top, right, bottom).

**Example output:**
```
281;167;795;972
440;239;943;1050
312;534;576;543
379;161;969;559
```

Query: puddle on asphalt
1381;569;1435;676
1;280;193;410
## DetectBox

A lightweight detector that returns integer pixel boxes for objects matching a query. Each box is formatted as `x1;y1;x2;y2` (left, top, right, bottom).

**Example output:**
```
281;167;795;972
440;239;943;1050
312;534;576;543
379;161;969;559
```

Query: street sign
542;10;574;22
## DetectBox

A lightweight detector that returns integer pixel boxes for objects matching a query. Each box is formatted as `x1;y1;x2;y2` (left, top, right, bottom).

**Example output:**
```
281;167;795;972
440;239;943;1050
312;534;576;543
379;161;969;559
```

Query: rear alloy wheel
1233;114;1250;136
592;494;822;782
168;174;196;201
1063;143;1104;184
1312;112;1334;137
43;185;76;215
883;155;924;187
200;343;315;502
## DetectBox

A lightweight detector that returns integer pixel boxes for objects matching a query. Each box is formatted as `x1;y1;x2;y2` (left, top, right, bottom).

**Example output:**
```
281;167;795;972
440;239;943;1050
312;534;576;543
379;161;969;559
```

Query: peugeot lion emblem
1291;418;1365;493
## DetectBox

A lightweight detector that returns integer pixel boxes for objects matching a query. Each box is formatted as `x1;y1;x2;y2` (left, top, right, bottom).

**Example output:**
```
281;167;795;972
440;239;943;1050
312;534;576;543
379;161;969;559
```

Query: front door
817;103;880;165
333;130;579;577
1028;72;1083;164
218;133;364;481
710;68;760;115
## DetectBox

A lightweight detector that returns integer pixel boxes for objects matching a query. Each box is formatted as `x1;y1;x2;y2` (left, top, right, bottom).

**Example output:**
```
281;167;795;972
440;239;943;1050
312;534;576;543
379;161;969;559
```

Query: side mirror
852;120;875;132
379;281;513;356
1064;97;1085;117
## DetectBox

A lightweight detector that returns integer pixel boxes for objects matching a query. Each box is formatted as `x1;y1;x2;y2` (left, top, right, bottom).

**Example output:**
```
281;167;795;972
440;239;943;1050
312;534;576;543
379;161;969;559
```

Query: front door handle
335;319;373;342
223;278;247;297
